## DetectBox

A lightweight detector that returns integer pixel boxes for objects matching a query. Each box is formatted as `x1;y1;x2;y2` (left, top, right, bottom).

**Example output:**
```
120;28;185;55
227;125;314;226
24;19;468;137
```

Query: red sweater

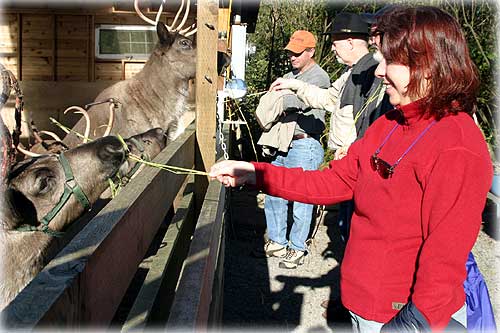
252;101;492;329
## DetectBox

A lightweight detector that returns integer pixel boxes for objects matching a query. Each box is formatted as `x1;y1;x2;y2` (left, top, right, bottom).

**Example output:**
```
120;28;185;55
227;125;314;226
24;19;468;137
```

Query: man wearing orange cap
254;30;330;269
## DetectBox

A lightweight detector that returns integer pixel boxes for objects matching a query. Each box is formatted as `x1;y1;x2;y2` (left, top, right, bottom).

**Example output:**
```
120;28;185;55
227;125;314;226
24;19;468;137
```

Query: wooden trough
2;122;227;329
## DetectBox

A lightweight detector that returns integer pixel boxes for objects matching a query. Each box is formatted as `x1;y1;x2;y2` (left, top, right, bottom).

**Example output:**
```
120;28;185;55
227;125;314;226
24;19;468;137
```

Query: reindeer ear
157;22;175;47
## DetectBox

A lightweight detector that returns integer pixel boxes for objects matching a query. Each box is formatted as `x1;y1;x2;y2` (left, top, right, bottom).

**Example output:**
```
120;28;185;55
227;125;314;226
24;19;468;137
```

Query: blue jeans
264;137;324;251
349;304;466;333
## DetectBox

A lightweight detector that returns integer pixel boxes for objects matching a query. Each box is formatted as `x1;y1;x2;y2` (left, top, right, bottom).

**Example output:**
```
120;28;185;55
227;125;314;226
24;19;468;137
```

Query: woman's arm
210;139;363;206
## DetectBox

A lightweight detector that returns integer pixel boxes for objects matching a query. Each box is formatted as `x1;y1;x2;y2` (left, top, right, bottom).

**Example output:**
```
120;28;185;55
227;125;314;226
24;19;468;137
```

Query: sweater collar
396;99;431;127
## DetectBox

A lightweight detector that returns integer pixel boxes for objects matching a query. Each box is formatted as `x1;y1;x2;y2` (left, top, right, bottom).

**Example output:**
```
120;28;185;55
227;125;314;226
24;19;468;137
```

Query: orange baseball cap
285;30;316;53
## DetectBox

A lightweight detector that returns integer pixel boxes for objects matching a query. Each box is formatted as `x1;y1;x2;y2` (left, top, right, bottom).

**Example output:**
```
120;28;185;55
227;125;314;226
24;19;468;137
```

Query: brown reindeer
63;21;196;148
0;136;127;310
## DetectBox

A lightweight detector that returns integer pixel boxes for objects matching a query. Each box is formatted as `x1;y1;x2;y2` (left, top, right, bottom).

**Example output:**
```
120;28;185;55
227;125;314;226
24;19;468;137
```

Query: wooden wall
0;9;196;81
0;6;195;138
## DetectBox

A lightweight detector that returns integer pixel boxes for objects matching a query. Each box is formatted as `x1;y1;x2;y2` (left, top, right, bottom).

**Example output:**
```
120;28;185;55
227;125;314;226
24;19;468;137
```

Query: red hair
377;6;479;118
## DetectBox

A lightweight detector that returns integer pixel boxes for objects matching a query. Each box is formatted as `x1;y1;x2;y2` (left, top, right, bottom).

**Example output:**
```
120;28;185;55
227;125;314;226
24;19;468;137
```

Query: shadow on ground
222;188;352;332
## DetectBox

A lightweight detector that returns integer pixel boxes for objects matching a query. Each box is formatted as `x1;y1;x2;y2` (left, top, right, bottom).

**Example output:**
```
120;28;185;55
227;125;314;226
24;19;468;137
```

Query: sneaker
278;248;305;269
252;240;287;258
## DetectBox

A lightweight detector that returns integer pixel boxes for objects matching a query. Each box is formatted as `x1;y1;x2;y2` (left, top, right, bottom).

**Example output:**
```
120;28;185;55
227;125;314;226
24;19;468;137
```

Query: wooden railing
2;122;227;329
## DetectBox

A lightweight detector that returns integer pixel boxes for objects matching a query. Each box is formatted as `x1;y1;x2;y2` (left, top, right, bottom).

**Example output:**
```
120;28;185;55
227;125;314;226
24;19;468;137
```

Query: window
95;25;157;60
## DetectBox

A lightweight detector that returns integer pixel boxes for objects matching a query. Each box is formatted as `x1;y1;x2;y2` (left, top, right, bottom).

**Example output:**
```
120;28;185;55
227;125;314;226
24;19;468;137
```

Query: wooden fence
2;122;227;329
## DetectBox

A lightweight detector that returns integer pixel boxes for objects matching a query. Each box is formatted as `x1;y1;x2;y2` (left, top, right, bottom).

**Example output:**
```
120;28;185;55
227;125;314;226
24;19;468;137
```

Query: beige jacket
295;69;355;150
256;89;296;155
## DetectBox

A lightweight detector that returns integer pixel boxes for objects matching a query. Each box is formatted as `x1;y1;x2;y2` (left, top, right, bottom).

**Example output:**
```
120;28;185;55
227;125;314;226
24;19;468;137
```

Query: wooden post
195;0;218;210
195;0;218;172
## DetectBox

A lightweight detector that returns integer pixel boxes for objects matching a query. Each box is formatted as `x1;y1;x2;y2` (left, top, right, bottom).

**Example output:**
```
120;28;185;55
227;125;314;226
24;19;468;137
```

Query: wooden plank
95;62;122;81
2;124;197;328
17;38;52;50
195;0;218;172
17;13;21;80
21;15;54;38
56;15;89;39
122;176;197;330
89;15;95;82
218;8;230;34
52;14;56;80
166;176;226;329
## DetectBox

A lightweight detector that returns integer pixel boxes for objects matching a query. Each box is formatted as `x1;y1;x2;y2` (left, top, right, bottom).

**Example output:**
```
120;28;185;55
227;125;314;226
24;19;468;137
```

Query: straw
51;118;209;176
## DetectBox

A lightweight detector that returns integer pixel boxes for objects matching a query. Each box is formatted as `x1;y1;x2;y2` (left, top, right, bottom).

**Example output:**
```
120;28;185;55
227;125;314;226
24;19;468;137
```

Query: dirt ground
222;188;499;332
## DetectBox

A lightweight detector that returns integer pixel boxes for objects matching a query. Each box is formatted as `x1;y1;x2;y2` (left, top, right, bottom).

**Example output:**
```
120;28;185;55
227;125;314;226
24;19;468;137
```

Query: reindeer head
135;0;197;80
1;137;127;233
118;128;168;183
148;22;196;80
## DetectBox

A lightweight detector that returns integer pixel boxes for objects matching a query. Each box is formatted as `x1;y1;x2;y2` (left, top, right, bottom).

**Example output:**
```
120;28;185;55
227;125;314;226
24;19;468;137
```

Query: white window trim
95;25;156;60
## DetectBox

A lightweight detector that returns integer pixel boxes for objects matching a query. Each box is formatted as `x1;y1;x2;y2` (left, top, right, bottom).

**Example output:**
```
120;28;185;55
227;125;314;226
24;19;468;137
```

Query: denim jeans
349;303;466;333
264;137;324;252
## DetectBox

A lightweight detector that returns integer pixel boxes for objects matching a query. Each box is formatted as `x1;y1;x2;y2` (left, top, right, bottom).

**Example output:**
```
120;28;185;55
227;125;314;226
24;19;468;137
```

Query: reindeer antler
96;99;117;137
16;144;42;158
39;131;62;142
63;106;90;143
134;0;196;36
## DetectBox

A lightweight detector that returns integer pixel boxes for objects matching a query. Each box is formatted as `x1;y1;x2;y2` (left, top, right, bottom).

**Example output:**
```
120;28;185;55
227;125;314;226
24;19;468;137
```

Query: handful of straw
50;118;209;177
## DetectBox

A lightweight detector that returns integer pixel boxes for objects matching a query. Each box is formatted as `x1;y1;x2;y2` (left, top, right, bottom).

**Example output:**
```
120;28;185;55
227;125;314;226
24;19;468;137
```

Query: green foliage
236;0;497;164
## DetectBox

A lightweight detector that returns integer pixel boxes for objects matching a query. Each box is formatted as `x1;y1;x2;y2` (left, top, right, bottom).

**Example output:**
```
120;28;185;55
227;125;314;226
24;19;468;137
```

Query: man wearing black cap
270;12;390;244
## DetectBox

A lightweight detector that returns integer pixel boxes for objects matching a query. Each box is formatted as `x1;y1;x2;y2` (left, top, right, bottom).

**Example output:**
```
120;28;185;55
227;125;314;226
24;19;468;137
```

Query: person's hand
269;78;302;92
209;160;256;187
334;146;349;160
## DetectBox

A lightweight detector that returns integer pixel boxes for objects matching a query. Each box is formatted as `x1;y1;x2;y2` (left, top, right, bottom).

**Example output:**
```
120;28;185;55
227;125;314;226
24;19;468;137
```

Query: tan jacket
256;89;297;155
295;69;355;150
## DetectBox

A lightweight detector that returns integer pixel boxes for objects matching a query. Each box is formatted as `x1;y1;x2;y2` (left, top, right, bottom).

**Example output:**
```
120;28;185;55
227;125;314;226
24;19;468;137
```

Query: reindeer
0;136;128;310
63;0;197;148
120;127;168;185
99;127;168;200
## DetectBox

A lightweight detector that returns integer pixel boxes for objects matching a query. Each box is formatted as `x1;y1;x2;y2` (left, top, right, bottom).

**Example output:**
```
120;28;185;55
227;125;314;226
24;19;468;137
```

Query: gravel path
222;189;499;332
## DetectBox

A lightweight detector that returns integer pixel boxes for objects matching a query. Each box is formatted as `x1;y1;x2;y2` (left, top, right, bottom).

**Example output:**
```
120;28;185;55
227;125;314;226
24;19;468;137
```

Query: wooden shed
0;0;260;329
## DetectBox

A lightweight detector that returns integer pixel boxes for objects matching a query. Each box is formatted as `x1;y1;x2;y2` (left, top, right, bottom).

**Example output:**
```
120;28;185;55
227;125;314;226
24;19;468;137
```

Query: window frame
95;24;157;60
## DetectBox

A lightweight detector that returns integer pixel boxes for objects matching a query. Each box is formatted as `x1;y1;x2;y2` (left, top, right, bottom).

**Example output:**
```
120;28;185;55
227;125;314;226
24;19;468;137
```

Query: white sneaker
252;240;287;258
279;248;305;269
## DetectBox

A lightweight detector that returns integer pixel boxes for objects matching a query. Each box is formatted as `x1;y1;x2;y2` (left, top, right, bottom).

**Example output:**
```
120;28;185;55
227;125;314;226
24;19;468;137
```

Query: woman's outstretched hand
209;160;257;187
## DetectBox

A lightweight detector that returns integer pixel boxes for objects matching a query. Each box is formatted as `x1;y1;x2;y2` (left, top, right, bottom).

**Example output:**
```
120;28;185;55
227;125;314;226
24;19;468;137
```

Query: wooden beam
195;0;218;173
166;175;226;329
122;176;197;330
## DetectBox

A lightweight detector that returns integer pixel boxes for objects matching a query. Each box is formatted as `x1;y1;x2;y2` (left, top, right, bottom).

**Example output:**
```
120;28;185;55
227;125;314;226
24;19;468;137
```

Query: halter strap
16;152;91;237
123;138;150;181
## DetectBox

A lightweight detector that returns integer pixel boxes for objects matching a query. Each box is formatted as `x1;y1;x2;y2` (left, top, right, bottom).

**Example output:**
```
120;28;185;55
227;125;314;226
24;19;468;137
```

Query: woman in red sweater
209;6;492;332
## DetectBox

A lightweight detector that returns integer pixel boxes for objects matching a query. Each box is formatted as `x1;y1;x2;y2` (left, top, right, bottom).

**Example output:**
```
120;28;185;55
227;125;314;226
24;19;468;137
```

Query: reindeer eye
179;39;191;48
144;139;153;145
32;168;57;195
